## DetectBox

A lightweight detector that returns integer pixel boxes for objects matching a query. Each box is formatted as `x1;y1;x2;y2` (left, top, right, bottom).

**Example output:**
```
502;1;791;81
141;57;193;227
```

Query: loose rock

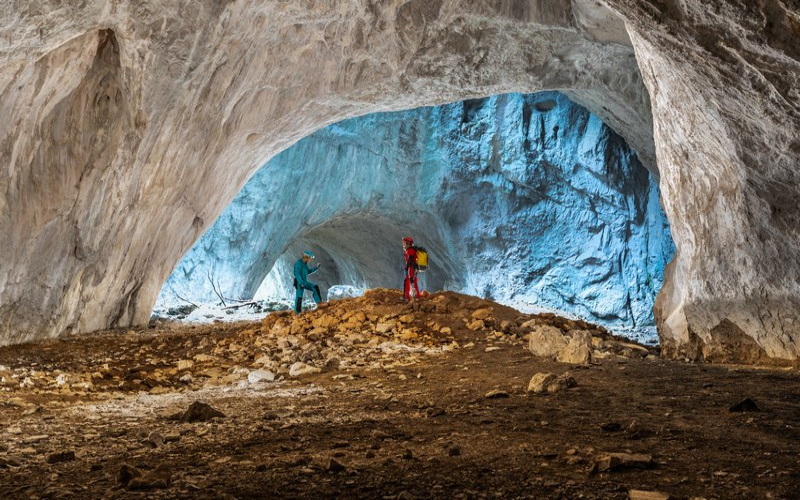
289;362;321;378
46;451;75;464
729;398;759;412
593;452;654;472
180;401;226;422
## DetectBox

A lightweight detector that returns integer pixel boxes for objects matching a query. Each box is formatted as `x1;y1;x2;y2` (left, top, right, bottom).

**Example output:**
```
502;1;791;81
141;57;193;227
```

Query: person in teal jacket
293;250;322;313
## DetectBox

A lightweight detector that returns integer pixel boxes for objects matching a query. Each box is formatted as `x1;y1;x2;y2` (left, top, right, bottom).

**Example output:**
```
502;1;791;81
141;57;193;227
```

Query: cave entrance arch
159;92;674;343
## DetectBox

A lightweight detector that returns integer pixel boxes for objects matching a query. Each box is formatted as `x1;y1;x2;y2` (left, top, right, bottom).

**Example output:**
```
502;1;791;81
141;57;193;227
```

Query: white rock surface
247;369;275;384
288;362;321;378
0;1;650;346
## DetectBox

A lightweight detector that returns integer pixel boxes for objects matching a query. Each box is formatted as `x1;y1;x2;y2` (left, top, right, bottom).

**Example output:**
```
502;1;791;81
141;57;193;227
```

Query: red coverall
404;246;420;300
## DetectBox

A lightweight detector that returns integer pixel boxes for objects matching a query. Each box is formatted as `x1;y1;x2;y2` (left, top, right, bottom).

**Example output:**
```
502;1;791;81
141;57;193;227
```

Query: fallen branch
206;270;227;307
222;301;260;310
169;286;199;308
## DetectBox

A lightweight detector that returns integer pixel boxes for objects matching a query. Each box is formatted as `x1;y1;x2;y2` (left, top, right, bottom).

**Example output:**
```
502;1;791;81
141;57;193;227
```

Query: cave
1;1;800;497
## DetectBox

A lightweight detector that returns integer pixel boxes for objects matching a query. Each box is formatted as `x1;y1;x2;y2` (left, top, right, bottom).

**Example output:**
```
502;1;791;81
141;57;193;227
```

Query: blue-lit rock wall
159;92;674;338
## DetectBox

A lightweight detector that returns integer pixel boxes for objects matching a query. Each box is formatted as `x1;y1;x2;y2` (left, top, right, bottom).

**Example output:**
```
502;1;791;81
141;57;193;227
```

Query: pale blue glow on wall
159;92;675;342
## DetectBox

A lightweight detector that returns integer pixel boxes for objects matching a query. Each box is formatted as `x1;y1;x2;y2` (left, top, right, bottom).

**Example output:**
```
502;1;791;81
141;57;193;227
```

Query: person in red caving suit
402;236;420;301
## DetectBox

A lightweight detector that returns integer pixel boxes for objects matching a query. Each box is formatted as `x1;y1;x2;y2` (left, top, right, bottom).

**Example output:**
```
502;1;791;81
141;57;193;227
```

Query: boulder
556;330;593;364
528;325;568;359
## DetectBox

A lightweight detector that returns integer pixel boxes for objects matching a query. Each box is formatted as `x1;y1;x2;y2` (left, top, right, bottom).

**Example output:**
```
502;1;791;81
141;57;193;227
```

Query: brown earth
0;289;799;499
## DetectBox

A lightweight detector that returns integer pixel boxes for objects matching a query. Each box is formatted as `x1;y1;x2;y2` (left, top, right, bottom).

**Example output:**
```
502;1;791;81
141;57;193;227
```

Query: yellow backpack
414;246;428;271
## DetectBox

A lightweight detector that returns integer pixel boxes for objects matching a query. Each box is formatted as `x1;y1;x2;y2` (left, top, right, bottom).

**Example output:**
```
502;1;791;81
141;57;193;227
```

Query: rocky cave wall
160;92;674;338
1;1;799;362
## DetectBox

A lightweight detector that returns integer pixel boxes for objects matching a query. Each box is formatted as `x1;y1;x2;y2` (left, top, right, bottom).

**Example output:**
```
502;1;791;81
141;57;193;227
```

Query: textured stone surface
0;1;651;346
1;1;799;363
614;0;800;360
160;92;672;337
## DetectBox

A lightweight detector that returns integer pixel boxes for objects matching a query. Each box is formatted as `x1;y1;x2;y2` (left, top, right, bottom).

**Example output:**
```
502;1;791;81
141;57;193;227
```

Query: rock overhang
0;1;798;363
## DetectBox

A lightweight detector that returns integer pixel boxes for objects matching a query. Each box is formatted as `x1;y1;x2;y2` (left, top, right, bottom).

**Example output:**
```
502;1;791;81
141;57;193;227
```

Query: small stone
426;407;446;418
180;401;226;422
484;346;501;352
593;452;653;472
327;458;346;472
247;369;275;384
440;327;452;335
527;373;557;393
729;398;759;412
547;373;577;393
163;431;181;442
127;466;171;490
289;362;321;378
484;389;509;399
176;359;194;370
370;430;389;440
467;319;485;331
22;434;49;444
0;455;22;468
324;357;341;371
46;451;76;464
527;372;577;394
471;308;493;320
118;464;142;487
628;490;670;500
375;322;395;334
147;431;165;447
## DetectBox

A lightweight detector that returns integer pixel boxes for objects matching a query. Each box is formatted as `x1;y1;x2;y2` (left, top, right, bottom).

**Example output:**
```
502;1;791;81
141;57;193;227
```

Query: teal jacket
293;259;319;288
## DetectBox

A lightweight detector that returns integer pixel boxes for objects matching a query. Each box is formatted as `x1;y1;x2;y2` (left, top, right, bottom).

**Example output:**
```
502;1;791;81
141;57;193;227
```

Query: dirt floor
1;290;799;499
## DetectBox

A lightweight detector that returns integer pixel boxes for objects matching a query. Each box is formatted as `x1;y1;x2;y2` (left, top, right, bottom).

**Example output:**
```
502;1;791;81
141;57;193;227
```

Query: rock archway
159;92;672;338
1;1;799;363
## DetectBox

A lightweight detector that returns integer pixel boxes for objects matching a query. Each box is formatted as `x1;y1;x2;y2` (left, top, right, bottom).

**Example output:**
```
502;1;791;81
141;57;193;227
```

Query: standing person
293;250;322;314
402;237;420;301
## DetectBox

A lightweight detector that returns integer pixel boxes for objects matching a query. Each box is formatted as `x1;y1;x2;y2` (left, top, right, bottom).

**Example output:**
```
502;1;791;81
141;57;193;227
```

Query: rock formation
159;92;673;339
0;1;798;363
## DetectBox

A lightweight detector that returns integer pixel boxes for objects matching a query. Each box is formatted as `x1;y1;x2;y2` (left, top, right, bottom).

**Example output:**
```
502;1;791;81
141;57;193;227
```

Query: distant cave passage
157;91;675;343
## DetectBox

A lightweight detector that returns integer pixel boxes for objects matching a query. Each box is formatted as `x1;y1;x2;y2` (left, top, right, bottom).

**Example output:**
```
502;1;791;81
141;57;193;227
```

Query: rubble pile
0;289;654;398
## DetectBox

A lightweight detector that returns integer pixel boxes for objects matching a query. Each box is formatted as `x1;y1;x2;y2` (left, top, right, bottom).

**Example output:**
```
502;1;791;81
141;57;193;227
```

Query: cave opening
156;91;675;344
